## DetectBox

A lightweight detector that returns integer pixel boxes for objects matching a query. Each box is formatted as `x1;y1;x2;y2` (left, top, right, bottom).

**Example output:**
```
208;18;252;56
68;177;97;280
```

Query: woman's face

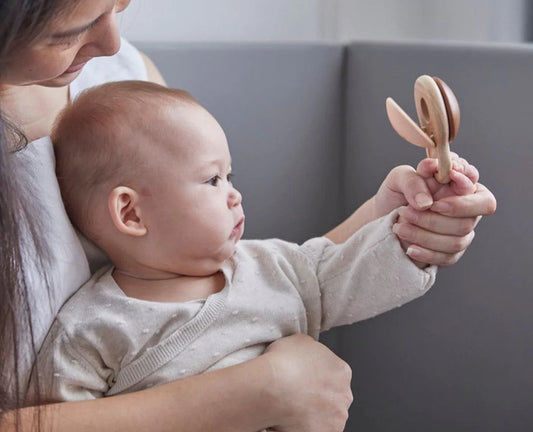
1;0;131;87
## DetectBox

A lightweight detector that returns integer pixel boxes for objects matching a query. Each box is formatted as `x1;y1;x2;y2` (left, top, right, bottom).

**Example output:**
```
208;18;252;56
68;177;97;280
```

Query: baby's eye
227;173;234;183
207;175;221;186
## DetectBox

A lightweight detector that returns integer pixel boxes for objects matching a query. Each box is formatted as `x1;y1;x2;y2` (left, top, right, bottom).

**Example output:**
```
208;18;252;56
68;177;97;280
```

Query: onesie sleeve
299;209;437;333
26;320;112;404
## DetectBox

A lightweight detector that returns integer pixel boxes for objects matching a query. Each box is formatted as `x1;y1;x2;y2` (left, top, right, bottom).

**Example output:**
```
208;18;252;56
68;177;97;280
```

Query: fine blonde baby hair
52;80;198;234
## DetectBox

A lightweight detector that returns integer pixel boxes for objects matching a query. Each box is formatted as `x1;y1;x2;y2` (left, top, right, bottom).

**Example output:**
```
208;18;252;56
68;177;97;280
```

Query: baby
32;80;470;401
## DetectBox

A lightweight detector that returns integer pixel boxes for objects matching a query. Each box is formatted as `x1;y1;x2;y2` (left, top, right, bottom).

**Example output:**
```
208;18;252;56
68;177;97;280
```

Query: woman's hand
377;154;496;267
264;334;353;432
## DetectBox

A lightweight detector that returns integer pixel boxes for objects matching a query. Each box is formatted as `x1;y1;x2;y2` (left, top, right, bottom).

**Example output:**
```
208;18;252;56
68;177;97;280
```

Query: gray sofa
137;40;532;431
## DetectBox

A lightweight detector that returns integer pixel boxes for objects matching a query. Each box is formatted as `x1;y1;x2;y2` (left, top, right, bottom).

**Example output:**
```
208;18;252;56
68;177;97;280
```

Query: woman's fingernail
406;246;417;257
415;193;433;208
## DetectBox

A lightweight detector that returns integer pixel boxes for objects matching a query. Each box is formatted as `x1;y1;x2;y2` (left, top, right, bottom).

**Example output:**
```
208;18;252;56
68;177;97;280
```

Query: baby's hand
394;153;490;268
417;153;478;200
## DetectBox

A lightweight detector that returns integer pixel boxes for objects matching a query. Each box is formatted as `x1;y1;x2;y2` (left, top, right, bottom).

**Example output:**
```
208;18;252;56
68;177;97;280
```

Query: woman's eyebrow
50;15;102;39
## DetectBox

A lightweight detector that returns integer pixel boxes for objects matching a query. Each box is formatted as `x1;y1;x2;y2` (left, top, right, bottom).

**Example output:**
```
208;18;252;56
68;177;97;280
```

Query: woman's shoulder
70;38;148;99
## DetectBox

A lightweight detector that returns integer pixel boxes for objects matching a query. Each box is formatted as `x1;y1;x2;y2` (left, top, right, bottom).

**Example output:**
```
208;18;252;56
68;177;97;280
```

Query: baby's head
53;80;245;277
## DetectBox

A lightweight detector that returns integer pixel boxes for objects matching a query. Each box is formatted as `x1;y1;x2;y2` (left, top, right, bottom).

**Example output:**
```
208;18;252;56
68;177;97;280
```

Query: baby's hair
52;80;199;236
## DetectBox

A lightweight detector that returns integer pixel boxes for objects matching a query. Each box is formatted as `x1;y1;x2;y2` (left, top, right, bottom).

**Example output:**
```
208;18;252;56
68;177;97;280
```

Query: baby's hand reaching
417;153;478;200
393;153;495;268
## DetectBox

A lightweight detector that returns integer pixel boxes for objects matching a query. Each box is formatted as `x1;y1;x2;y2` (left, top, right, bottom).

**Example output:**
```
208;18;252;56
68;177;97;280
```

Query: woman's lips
64;61;88;74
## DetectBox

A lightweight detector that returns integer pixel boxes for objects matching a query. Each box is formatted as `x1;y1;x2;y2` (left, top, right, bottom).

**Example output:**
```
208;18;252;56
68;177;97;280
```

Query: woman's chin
39;68;85;88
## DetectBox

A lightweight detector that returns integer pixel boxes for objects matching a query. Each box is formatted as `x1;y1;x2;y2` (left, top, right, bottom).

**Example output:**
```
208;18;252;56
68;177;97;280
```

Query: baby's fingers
417;155;478;199
418;154;479;183
416;158;439;179
451;153;479;184
447;169;477;197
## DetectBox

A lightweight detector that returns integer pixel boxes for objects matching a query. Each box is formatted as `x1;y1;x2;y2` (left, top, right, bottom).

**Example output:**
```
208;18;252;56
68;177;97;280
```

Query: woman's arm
2;335;352;432
324;196;377;244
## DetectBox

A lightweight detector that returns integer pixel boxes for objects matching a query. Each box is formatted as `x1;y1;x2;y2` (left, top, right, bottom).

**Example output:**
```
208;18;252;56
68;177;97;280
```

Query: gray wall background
120;0;527;44
339;41;533;431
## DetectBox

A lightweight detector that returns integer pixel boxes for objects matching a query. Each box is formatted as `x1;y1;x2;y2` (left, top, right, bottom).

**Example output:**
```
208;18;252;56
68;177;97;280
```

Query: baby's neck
112;269;226;303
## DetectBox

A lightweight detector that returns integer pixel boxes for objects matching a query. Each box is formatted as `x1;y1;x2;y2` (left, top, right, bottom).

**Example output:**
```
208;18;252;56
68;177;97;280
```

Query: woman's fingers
405;243;468;267
387;165;434;210
398;206;480;236
398;154;495;267
393;218;475;266
395;205;479;267
393;219;476;253
430;183;497;217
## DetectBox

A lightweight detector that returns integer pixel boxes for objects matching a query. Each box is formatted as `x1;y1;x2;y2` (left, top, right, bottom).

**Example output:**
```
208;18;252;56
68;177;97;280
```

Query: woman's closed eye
49;34;83;47
48;15;103;47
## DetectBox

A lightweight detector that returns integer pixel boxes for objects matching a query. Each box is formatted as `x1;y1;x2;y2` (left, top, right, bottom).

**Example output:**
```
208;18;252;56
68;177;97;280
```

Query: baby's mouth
231;216;245;238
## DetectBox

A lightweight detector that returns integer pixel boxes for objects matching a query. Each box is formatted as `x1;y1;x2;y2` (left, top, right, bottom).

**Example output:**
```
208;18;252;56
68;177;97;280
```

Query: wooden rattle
386;75;460;184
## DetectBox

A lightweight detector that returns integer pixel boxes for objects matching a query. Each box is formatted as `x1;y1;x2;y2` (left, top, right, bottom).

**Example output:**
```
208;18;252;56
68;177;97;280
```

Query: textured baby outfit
30;210;436;402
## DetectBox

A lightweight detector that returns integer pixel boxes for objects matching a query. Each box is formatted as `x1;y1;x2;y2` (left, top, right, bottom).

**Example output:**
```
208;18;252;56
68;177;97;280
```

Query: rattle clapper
386;75;460;184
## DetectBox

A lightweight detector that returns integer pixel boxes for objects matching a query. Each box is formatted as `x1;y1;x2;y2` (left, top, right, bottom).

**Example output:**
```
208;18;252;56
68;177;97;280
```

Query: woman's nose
228;187;242;208
81;12;121;57
115;0;132;13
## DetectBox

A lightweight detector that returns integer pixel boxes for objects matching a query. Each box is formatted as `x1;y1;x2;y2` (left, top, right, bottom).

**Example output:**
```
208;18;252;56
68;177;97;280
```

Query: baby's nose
228;187;242;208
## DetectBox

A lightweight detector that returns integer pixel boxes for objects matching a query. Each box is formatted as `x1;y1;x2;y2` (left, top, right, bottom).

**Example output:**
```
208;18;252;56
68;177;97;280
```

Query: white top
29;211;437;402
14;38;147;389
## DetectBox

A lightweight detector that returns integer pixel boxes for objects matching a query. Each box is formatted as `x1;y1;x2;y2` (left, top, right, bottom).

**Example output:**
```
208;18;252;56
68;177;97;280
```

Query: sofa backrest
138;40;533;431
341;40;533;432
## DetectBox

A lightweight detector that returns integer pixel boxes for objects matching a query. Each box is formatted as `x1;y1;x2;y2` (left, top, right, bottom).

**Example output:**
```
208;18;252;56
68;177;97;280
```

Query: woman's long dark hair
0;0;76;424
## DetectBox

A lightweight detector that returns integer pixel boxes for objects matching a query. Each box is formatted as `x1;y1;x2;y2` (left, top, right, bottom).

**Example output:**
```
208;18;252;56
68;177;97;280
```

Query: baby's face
137;102;245;277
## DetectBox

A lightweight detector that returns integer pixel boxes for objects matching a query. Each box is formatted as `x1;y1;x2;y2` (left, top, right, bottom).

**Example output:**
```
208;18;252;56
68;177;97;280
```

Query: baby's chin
186;254;235;277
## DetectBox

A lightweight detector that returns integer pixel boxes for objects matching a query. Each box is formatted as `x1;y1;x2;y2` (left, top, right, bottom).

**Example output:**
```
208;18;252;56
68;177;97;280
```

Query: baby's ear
108;186;147;236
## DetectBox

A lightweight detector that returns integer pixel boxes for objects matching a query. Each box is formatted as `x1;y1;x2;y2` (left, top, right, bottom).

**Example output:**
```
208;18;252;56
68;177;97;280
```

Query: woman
0;0;495;431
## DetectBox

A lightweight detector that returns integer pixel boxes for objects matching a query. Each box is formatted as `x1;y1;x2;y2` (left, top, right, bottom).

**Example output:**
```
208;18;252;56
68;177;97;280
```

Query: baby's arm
27;323;108;404
301;209;436;333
